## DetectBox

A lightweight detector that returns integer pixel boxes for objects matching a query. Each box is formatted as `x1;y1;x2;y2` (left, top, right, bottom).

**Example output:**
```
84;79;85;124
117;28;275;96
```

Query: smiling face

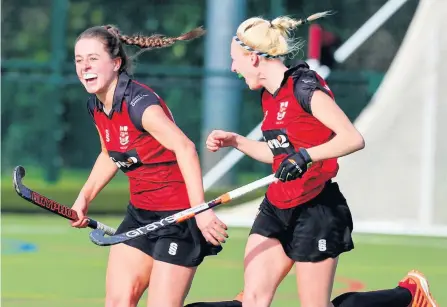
74;37;121;95
230;39;263;90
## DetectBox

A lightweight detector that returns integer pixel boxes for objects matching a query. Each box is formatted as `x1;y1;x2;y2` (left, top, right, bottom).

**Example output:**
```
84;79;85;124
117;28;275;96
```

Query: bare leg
146;260;197;307
105;244;153;307
242;234;294;307
295;257;338;307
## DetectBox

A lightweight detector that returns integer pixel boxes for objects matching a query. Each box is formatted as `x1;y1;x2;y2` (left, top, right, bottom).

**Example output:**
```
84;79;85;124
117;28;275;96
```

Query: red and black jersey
87;72;190;211
261;61;339;209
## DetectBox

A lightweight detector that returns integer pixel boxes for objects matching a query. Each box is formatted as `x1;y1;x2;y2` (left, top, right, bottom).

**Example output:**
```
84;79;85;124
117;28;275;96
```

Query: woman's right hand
70;196;90;228
206;130;237;152
195;210;228;246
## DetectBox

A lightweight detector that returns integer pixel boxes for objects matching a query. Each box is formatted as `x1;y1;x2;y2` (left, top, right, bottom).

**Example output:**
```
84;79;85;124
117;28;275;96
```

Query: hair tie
104;25;119;37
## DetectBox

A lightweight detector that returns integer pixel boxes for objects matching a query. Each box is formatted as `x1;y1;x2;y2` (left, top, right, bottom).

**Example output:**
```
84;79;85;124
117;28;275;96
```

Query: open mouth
234;71;244;79
83;73;98;84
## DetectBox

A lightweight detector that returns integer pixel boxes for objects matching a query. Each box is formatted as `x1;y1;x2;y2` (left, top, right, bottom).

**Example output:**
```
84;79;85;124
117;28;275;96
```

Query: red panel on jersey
261;64;339;209
89;74;190;211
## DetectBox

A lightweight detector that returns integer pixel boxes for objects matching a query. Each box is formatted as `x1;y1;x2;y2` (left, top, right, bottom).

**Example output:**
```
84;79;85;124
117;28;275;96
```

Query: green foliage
65;0;206;68
1;0;52;60
1;80;63;173
1;0;411;183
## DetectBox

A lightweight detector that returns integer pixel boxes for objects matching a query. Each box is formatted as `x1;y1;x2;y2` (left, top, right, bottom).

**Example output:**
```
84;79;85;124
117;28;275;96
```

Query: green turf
2;214;447;306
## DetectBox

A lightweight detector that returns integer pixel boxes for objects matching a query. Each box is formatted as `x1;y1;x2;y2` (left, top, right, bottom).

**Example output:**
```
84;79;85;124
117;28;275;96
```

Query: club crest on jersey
119;126;129;146
277;101;288;121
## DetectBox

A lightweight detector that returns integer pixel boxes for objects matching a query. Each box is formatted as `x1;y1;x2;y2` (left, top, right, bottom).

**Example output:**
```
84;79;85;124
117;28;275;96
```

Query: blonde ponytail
235;11;333;58
271;11;332;34
270;16;301;35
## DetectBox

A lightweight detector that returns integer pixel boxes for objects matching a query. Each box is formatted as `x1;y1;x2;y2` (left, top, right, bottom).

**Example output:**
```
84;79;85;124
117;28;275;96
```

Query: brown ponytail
76;25;206;74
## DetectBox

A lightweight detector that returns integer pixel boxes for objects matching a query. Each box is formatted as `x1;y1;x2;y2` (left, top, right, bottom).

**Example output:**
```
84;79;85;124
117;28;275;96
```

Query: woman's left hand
275;148;313;182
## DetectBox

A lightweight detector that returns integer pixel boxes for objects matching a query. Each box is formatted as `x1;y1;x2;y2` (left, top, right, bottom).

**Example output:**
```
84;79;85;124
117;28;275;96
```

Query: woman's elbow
176;139;198;156
352;131;365;151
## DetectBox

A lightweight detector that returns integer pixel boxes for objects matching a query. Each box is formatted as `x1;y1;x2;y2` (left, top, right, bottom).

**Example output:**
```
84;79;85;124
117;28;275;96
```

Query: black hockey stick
89;174;277;246
13;165;116;236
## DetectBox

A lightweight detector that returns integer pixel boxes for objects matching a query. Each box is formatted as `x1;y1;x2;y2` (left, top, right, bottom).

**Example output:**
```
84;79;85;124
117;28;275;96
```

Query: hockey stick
13;165;116;236
89;174;277;246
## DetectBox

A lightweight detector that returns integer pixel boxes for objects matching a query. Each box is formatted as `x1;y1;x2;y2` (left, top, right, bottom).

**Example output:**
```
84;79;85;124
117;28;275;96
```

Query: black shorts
250;181;354;262
115;204;223;267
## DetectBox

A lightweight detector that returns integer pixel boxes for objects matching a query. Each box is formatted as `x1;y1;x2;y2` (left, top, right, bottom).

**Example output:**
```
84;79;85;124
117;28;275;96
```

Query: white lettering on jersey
105;129;110;142
263;111;268;123
130;94;150;107
111;156;138;169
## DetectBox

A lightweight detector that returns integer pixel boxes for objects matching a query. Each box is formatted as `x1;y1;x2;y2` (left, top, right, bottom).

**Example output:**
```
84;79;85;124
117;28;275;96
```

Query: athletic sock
331;287;413;307
185;286;413;307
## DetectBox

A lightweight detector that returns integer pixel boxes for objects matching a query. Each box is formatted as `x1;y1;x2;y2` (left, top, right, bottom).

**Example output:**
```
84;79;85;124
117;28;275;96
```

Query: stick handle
13;165;117;236
221;174;276;203
175;174;276;223
87;219;116;236
89;174;277;246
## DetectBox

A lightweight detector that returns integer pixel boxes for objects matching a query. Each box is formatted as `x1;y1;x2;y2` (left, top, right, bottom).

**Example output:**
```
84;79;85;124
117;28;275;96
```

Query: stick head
13;165;26;194
89;229;108;246
89;229;134;246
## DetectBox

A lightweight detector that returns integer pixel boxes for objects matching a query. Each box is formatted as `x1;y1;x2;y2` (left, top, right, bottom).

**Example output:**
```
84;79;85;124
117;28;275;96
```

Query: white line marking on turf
3;225;447;250
2;225;71;234
225;229;447;250
353;235;447;250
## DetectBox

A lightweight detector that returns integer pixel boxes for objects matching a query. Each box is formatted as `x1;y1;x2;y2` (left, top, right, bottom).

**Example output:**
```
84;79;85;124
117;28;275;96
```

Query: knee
105;296;137;307
105;287;140;307
242;290;273;307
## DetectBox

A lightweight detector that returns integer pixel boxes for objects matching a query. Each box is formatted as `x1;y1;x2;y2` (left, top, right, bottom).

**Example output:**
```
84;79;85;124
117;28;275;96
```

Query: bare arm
141;105;205;207
232;134;273;164
206;130;273;164
75;126;119;205
141;104;228;245
306;90;365;162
